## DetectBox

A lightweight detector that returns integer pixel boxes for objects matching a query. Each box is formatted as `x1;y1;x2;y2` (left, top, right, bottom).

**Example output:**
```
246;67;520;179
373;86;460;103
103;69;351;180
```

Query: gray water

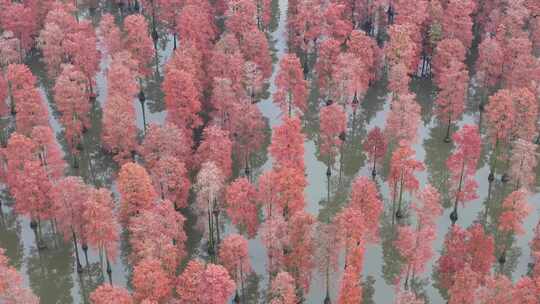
1;0;539;303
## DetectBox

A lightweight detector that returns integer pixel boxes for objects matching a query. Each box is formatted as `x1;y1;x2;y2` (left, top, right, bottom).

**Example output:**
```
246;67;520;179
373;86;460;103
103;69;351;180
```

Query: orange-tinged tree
132;258;172;303
274;53;308;117
225;177;259;238
117;162;157;222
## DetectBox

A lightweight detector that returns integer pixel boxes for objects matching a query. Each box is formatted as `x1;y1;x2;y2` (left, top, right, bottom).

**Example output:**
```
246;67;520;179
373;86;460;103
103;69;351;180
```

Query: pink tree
319;102;347;169
432;38;466;84
163;68;202;133
363;127;387;178
0;31;21;69
225;177;259;238
129;200;187;274
315;222;340;303
440;0;476;49
225;0;258;38
175;3;217;61
30;126;65;182
285;211;316;293
123;14;154;77
395;289;425;304
218;234;252;301
348;176;383;243
316;38;341;98
446;125;481;223
195;161;225;259
389;142;424;220
499;189;530;236
239;27;273;79
270;271;298;304
0;2;38;59
448;264;479;304
510;87;538;142
260;214;288;274
435;59;469;142
176;260;236;304
98;14;123;56
335;206;366;260
151;156;191;209
139;123;192;171
274;53;308;117
475;36;504;91
385;94;421;145
6;64;48;135
269;116;305;171
273;167;307;217
64;21;101;94
196;125;233;179
509;139;538;191
89;285;133;304
0;248;39;303
51;176;90;272
337;246;364;304
83;188;119;278
53;64;91;155
485;89;515;179
117;162;157;222
132;258;172;303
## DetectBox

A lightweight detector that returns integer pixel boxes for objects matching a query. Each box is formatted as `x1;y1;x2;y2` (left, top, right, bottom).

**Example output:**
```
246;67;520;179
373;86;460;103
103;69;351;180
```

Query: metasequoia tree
319;102;347;169
499;189;531;236
163;68;202;134
6;64;48;135
196;125;233;179
53;64;91;154
509;139;538;191
30;126;65;182
0;2;37;58
0;248;40;304
89;285;133;304
123;14;154;77
316;38;341;98
475;36;504;92
435;59;469;142
218;234;252;301
0;31;21;69
239;27;273;79
385;94;421;145
273;166;307;217
225;0;258;38
447;264;479;304
208;34;246;95
440;0;476;49
510;87;538;142
337;246;364;304
389;142;424;220
395;224;436;289
273;53;308;117
176;260;236;304
446;125;481;223
436;224;495;290
138;123;192;171
51;176;90;272
363;127;387;178
195;161;225;258
129;200;187;274
284;211;316;293
260;214;288;274
485;89;514;179
269;116;305;171
175;3;216;61
348;176;383;243
269;271;298;304
117;162;157;222
132;258;172;303
432;38;466;83
151;156;191;209
98;14;123;56
225;178;259;238
315;222;340;303
83;188;119;278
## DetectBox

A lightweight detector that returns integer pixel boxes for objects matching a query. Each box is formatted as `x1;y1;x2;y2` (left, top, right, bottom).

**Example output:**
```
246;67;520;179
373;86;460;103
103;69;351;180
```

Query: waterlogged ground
1;1;540;303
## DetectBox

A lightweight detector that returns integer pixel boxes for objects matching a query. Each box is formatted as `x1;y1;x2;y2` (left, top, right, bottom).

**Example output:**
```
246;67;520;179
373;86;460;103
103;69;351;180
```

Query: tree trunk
72;230;83;273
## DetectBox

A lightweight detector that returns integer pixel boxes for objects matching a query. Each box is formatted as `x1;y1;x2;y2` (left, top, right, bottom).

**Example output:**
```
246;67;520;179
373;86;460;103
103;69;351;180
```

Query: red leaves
218;234;252;284
90;285;133;304
83;188;119;262
269;116;305;171
499;189;531;235
348;176;383;243
385;94;421;145
225;178;259;238
132;258;173;303
0;248;39;303
270;272;297;304
176;260;236;304
163;68;202;132
123;14;154;77
117;162;157;221
319;103;347;163
363;127;387;171
274;54;308;117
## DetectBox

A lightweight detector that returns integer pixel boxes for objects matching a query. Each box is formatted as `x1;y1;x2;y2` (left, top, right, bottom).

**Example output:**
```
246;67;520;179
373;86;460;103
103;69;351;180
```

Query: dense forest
0;0;540;303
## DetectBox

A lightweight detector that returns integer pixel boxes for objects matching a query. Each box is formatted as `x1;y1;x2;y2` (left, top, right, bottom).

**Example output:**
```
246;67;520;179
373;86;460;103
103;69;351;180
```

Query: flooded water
1;0;539;303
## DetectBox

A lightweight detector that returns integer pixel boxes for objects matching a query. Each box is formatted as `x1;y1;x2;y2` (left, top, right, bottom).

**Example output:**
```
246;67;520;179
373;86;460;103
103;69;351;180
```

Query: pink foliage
132;258;172;303
270;272;298;304
274;53;308;116
499;189;531;235
117;162;157;221
0;248;39;303
196;125;233;179
225;178;260;238
139;123;193;171
83;188;119;262
389;143;425;197
163;68;202;132
90;285;133;304
176;260;236;304
123;14;154;76
285;210;316;292
348;176;383;243
319;103;347;164
51;176;89;241
446;125;481;206
269;116;305;171
218;234;252;285
385;94;421;145
363;127;388;173
509;139;538;191
413;185;442;227
151;156;191;209
98;14;123;56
